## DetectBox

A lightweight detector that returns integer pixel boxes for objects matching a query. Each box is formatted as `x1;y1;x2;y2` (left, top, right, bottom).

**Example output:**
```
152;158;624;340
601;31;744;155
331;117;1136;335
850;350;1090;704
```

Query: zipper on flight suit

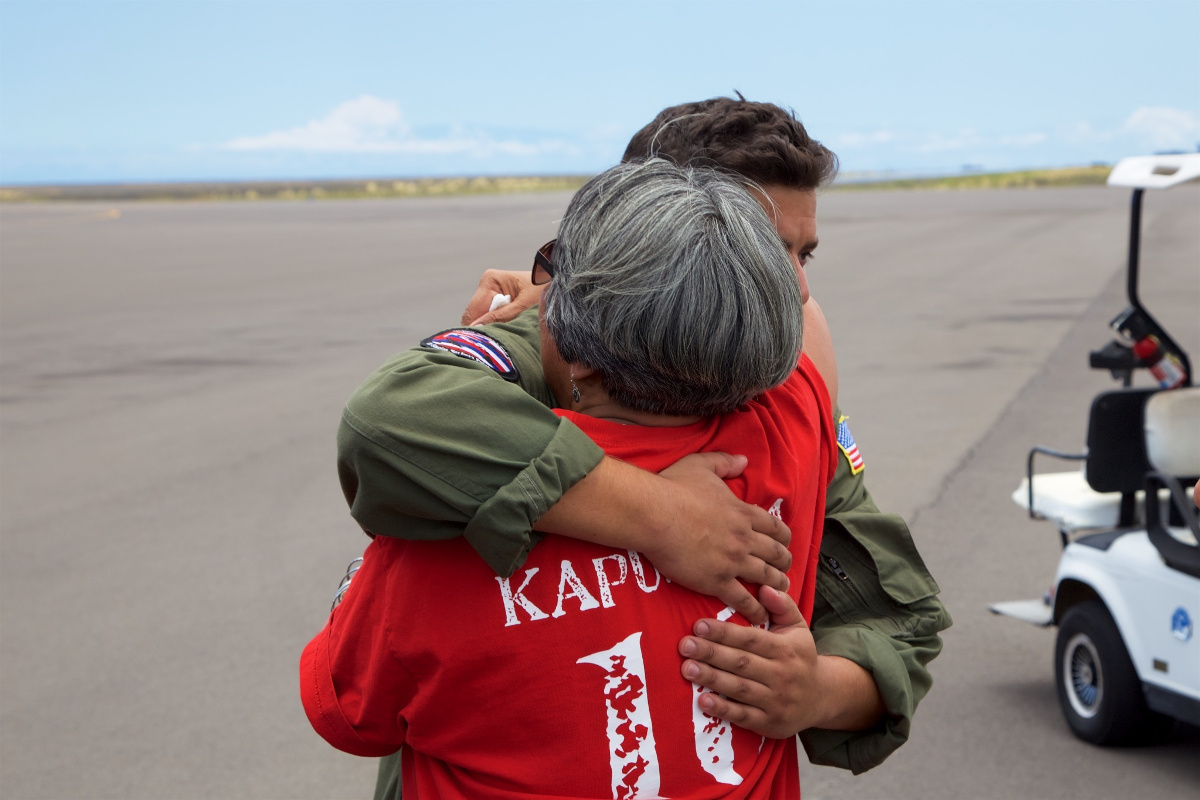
821;552;912;636
823;554;853;585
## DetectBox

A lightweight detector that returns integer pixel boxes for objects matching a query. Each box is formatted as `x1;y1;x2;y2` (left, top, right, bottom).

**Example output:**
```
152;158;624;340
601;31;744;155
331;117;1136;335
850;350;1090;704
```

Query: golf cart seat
1144;386;1200;480
1144;387;1200;576
1011;387;1186;533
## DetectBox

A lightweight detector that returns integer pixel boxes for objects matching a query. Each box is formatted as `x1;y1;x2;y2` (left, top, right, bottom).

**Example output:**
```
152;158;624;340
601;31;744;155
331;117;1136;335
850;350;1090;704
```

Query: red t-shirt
301;356;836;799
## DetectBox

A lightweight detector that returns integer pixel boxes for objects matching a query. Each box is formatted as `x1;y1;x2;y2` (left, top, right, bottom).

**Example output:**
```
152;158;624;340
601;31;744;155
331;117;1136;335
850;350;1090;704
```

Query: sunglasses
531;239;556;285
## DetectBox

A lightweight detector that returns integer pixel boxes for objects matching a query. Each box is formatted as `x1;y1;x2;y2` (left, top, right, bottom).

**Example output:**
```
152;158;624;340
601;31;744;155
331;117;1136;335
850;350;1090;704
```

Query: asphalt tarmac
2;183;1197;799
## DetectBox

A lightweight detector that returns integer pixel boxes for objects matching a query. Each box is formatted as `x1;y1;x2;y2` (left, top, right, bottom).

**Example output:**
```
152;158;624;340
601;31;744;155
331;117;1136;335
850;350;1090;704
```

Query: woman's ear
569;364;598;382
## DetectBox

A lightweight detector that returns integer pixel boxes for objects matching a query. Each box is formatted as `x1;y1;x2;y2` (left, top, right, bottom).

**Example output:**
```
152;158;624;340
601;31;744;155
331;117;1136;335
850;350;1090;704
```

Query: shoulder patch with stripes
421;329;519;381
836;413;865;475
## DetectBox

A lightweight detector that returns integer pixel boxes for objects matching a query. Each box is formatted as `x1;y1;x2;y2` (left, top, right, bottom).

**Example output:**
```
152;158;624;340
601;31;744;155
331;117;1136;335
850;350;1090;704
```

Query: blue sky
1;0;1197;185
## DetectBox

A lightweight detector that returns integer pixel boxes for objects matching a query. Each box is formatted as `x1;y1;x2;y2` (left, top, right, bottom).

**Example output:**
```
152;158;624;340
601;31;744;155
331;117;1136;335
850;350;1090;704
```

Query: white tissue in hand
488;294;512;313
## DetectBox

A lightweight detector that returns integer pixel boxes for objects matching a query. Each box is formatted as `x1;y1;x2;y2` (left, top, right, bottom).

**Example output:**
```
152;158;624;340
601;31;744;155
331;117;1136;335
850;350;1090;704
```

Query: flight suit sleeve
799;407;953;774
374;751;401;800
336;309;605;577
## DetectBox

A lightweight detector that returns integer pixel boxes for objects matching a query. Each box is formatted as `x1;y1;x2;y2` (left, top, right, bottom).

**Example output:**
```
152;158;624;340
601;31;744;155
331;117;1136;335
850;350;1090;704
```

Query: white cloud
836;114;1200;161
1057;121;1112;146
1122;106;1200;150
226;96;408;152
1055;108;1198;151
224;96;571;157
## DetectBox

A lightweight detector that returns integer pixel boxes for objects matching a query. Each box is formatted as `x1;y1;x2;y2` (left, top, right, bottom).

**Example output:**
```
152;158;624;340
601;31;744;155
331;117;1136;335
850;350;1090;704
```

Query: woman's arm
300;540;414;758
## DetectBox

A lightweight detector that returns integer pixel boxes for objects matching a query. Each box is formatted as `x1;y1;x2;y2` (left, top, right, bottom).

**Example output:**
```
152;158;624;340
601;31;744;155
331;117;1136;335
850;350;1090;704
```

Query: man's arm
679;585;885;737
681;417;952;773
339;309;793;622
337;311;601;576
800;446;951;773
460;269;545;326
536;453;794;621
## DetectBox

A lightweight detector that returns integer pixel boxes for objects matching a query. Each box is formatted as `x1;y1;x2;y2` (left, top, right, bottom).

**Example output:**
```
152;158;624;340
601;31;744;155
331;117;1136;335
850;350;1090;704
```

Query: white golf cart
990;153;1200;745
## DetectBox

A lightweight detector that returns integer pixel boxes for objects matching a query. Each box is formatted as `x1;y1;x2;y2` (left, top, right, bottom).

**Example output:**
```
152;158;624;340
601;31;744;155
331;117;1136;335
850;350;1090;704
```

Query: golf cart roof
1107;153;1200;189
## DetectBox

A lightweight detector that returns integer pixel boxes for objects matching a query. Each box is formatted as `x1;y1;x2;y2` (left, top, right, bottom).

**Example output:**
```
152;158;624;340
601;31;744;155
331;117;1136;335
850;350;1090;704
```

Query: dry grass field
0;165;1114;204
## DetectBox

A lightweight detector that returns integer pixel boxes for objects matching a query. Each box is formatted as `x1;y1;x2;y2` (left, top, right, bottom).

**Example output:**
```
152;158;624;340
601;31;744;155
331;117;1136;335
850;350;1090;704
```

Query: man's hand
647;453;793;625
461;269;543;326
535;453;792;626
679;585;885;738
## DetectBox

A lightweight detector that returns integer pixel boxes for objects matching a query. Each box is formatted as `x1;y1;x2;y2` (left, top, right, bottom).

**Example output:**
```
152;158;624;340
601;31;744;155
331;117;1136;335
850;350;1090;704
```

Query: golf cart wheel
1055;601;1173;745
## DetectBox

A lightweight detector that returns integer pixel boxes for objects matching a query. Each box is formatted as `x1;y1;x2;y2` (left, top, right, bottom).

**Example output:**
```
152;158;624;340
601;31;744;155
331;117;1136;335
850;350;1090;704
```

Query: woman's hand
461;269;543;326
679;585;885;738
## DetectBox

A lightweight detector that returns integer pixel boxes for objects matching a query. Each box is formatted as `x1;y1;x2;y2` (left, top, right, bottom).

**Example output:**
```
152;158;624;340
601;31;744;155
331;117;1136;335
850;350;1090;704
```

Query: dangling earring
571;379;581;404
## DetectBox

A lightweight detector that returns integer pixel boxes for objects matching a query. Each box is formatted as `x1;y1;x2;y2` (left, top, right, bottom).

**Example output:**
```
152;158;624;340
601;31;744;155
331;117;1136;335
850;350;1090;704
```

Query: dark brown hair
621;95;838;190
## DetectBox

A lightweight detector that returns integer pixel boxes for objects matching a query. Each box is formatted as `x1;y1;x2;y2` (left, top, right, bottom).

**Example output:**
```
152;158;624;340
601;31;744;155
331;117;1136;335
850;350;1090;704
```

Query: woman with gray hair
301;159;839;798
539;158;804;419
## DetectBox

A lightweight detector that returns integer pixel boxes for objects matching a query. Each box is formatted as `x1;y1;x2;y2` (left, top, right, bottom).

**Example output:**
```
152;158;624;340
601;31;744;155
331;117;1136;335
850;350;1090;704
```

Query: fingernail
680;638;696;656
683;662;700;679
694;621;710;636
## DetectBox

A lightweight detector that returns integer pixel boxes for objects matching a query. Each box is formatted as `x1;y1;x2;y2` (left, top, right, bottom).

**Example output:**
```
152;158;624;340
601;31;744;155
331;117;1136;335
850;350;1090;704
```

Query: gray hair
544;158;802;417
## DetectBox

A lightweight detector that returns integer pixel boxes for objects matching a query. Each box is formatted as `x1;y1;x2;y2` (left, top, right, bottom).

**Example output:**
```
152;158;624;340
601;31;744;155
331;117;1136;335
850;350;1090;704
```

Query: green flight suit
336;310;951;793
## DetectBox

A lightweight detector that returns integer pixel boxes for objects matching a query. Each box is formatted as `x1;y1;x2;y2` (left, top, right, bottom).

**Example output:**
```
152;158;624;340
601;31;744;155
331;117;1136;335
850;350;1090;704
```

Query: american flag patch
421;329;518;381
836;414;864;475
